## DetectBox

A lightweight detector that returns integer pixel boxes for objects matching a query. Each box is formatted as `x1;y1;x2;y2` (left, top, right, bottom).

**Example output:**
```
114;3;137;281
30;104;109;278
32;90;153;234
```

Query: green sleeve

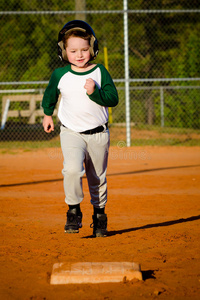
42;70;60;116
88;64;119;107
42;66;70;116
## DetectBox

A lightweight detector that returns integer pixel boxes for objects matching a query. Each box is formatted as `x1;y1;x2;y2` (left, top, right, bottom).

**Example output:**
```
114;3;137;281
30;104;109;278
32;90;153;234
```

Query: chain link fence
1;0;200;147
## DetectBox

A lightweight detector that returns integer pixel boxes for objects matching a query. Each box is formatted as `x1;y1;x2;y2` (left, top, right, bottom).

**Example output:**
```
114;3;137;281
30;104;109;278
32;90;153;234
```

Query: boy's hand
84;78;96;95
43;115;54;133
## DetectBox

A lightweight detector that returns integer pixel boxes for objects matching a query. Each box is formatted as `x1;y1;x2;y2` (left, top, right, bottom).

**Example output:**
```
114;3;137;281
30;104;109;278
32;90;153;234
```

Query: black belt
62;122;108;135
80;122;108;134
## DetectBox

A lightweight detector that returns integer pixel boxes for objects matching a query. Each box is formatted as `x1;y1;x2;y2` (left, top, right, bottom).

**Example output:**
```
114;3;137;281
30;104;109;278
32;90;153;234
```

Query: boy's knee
62;164;85;178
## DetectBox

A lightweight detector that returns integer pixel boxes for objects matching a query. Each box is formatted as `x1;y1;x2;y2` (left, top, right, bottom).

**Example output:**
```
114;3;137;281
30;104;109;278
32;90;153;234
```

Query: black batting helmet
57;20;99;62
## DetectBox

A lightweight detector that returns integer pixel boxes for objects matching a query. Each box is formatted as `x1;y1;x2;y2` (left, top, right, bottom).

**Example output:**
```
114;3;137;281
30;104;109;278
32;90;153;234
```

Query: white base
50;262;143;284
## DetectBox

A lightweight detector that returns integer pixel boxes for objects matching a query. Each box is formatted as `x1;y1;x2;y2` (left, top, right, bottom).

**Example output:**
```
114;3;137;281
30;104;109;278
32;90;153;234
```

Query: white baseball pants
60;125;110;209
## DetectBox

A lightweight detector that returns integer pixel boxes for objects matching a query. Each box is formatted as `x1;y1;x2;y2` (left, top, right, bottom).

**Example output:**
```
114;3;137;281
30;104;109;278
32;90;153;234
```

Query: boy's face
66;37;91;68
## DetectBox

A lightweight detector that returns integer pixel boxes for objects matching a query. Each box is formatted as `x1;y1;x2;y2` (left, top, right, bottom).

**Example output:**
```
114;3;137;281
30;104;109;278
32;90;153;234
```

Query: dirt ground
0;146;200;300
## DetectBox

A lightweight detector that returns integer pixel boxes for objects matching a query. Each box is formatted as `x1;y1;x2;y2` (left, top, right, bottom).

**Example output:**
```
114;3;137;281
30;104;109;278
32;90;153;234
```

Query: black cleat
90;214;107;237
64;208;82;233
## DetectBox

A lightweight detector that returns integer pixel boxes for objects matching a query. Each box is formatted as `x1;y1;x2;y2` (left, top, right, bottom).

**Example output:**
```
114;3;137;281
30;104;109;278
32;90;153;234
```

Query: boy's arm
42;70;60;116
42;70;60;133
87;65;119;107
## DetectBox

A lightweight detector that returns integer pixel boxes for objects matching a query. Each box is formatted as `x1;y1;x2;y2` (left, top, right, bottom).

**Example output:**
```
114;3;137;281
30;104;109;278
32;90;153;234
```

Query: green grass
110;139;200;147
128;124;200;135
132;138;200;147
0;125;200;152
0;140;61;151
110;125;200;147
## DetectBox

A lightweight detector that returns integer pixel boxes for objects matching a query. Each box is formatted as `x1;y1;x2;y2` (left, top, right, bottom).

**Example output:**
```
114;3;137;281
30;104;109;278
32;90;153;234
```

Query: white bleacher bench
1;94;60;124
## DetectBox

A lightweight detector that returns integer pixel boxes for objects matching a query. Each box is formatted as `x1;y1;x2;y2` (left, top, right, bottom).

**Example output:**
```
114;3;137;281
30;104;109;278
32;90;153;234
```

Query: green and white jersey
42;63;118;132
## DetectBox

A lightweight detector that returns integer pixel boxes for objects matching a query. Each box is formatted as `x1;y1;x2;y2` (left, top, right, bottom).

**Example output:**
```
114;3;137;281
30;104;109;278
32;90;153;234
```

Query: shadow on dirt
107;215;200;237
82;215;200;239
142;270;156;281
1;164;199;188
108;164;200;177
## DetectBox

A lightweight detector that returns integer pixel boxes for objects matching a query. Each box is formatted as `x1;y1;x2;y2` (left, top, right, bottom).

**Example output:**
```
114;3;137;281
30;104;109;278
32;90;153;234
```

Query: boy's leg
60;126;86;233
60;126;86;205
85;130;110;208
85;130;110;237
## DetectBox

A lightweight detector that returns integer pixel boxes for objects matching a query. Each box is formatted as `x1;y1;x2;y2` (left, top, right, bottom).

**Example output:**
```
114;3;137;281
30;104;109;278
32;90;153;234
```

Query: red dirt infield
0;146;200;300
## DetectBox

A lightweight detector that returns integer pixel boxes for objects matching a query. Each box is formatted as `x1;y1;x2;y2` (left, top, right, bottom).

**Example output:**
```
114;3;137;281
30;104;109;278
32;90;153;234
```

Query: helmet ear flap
90;35;99;60
58;40;68;62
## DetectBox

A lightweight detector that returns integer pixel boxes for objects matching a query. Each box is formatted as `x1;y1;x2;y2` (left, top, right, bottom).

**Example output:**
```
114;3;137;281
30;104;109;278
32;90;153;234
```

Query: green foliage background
0;0;200;130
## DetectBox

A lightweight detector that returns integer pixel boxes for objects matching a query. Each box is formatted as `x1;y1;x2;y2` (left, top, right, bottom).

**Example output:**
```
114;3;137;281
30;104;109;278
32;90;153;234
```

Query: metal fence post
123;0;131;147
160;86;164;127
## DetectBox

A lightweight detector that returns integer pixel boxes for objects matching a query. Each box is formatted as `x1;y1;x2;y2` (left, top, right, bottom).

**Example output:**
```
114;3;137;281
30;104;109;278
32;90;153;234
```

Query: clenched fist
43;115;54;133
84;78;96;95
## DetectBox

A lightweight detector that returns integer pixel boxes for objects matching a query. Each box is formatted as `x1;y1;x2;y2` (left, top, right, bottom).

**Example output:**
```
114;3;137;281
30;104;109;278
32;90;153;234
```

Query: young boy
42;20;118;237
